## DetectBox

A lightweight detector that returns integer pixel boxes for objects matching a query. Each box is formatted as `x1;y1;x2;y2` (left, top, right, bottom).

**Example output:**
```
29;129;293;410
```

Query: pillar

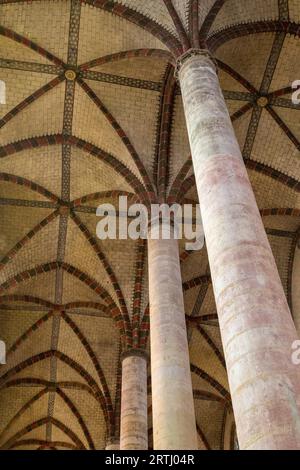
177;49;300;450
120;350;148;450
148;221;198;450
292;245;300;335
105;438;120;450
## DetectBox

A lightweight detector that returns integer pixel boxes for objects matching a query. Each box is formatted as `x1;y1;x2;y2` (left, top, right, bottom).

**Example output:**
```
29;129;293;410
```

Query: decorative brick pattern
155;65;176;201
0;58;62;75
190;364;230;401
77;78;154;195
0;350;111;435
199;0;226;42
162;0;190;52
208;20;300;52
0;25;64;66
1;416;86;450
82;0;181;55
80;48;173;70
131;240;146;348
0;173;60;202
1;0;300;450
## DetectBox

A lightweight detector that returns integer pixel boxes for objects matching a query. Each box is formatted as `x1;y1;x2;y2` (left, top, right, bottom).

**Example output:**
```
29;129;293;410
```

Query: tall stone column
177;49;300;450
148;221;198;450
105;438;120;451
120;350;148;450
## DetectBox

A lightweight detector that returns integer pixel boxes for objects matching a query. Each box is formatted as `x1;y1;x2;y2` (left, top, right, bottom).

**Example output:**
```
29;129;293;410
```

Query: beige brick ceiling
0;0;299;451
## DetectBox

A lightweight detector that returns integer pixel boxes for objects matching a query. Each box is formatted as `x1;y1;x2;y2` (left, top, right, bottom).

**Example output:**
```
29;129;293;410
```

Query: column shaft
106;440;120;451
148;227;197;450
178;51;300;450
120;352;148;450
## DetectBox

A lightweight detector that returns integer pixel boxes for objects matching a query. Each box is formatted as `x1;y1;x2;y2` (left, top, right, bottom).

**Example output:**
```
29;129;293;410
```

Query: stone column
105;438;120;451
148;221;198;450
120;350;148;450
292;245;300;335
178;49;300;450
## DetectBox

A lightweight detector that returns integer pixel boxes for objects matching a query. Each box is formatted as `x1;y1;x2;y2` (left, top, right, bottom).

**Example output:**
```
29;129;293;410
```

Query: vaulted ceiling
0;0;299;450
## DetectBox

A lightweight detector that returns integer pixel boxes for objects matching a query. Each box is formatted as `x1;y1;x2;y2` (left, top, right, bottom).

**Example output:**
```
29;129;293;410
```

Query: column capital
121;348;149;363
175;48;217;79
106;437;120;450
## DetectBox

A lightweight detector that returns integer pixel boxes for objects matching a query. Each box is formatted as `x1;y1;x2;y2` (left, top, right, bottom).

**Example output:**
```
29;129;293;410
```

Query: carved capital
175;48;217;80
121;348;149;363
106;437;120;447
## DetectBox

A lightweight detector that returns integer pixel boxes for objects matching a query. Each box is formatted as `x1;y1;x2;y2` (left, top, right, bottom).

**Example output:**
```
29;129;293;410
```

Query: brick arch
267;105;300;151
208;20;300;52
189;0;200;49
7;310;53;356
11;439;78;450
175;174;196;204
0;295;54;310
77;78;155;197
269;86;293;98
199;0;226;42
79;48;174;70
162;0;190;51
0;261;129;345
0;386;95;450
0;173;60;202
0;76;64;129
71;190;139;208
168;156;192;203
183;275;212;292
0;350;112;436
0;135;151;206
6;309;113;411
0;388;47;444
231;102;254;122
61;312;112;407
82;0;182;55
190;364;230;401
0;295;110;314
196;325;226;369
70;211;131;341
1;417;86;450
0;261;114;308
260;208;300;217
217;59;258;94
0;210;59;270
0;25;65;66
193;389;228;405
37;444;57;450
196;423;211;450
64;301;108;313
246;160;300;191
138;304;150;350
187;313;218;324
155;64;177;201
0;1;181;55
0;377;96;397
178;161;300;203
131;239;147;348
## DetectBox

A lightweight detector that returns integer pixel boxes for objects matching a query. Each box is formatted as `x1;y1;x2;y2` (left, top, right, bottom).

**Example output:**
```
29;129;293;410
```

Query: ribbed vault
0;0;299;450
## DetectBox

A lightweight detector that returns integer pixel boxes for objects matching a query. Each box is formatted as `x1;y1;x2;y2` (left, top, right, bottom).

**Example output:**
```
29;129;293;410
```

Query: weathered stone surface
120;353;148;450
179;52;300;450
148;223;197;450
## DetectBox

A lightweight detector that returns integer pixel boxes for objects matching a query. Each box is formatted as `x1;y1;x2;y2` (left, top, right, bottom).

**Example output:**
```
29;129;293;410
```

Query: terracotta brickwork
0;0;299;451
